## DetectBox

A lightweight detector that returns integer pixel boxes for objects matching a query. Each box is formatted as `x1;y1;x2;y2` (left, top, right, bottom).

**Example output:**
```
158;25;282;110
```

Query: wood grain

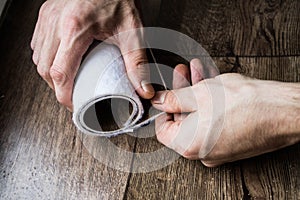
0;67;136;199
0;0;135;199
125;126;244;200
124;56;300;200
241;144;300;199
0;0;299;199
158;0;300;57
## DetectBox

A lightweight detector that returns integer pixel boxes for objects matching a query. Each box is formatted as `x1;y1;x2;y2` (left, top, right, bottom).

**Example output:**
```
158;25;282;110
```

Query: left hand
31;0;154;111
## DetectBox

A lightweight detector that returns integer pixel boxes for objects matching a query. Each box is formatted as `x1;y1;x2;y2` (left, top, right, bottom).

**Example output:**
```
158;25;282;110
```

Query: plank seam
122;137;138;200
241;167;252;200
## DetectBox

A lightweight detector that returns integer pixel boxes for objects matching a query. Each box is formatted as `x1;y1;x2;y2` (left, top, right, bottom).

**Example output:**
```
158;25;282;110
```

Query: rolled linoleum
72;43;162;137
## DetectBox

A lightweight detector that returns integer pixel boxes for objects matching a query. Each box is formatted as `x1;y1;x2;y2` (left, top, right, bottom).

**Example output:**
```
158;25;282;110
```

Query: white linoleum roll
72;43;157;137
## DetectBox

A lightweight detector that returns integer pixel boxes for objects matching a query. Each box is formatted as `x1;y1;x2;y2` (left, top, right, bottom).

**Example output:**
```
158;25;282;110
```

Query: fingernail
141;80;155;95
152;91;167;104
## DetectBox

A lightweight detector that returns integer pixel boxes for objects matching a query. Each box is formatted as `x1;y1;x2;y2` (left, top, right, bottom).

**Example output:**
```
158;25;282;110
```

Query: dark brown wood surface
159;0;300;57
0;0;299;199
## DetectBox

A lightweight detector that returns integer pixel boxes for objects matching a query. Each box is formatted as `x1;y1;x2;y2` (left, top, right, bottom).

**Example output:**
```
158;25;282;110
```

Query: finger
118;30;155;99
122;49;155;99
173;64;190;89
190;58;219;85
173;64;190;121
31;2;48;63
151;87;197;113
31;1;48;50
155;112;178;147
155;111;200;159
51;36;93;110
37;31;60;89
31;18;41;50
32;29;45;66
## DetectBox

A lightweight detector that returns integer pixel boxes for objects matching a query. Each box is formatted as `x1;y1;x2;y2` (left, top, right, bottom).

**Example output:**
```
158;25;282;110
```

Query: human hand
152;59;300;167
31;0;154;110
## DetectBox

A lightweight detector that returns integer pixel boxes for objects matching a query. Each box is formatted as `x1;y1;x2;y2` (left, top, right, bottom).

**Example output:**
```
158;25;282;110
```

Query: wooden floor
0;0;299;199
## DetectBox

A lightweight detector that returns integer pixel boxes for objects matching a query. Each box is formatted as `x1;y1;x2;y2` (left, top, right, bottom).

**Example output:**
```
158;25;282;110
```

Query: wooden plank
241;144;300;199
237;56;300;81
0;83;135;199
124;125;244;200
124;56;300;199
158;0;300;57
147;52;300;81
0;0;135;199
236;56;300;199
1;0;299;199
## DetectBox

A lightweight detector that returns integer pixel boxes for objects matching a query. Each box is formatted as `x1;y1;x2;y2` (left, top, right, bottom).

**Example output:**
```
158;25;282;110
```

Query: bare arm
152;60;300;167
31;0;154;110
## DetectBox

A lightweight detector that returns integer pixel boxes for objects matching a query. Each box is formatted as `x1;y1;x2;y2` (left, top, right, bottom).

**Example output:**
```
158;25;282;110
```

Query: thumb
117;27;155;99
151;88;197;113
122;49;155;99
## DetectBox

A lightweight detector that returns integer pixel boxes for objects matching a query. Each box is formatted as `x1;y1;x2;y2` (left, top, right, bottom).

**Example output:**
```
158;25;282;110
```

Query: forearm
255;80;300;147
152;71;300;166
201;76;300;165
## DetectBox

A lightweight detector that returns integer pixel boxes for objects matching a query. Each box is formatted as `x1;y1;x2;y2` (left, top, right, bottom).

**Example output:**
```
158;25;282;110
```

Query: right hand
152;59;300;167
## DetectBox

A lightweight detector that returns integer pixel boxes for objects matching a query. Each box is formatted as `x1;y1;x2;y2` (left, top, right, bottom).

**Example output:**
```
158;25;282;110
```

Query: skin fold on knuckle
165;91;181;112
62;2;98;37
63;16;83;37
125;56;149;90
62;5;94;37
49;66;68;86
124;50;147;69
153;91;175;112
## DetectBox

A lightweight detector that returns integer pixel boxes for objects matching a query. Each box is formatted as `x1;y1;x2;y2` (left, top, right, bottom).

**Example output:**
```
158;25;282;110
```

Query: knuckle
39;2;59;24
39;2;49;17
32;53;38;65
64;16;82;33
174;64;189;75
165;92;180;111
132;56;147;67
49;67;67;85
37;65;49;79
55;93;67;105
47;11;57;23
30;40;35;50
124;51;147;68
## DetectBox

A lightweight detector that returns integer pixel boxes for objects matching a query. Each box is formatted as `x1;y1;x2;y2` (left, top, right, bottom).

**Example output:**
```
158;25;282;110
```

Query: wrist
253;80;300;145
